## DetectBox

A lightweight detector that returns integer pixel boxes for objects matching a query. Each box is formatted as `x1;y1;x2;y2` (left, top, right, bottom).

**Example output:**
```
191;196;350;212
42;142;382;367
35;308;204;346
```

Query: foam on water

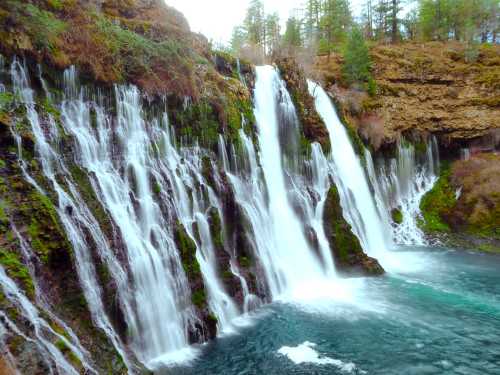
278;341;362;373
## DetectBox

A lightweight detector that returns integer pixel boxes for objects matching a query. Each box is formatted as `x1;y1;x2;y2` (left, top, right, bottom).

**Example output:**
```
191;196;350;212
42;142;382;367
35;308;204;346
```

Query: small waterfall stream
367;138;440;246
308;81;392;264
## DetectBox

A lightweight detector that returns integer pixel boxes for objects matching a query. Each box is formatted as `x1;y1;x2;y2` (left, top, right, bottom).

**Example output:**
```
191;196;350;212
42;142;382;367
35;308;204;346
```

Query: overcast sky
165;0;364;45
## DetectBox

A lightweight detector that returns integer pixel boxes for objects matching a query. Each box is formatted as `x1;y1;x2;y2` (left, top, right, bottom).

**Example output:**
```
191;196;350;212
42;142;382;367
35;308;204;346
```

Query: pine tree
244;0;265;55
283;17;303;49
304;0;322;46
230;26;247;55
342;27;374;90
320;0;352;57
265;12;281;57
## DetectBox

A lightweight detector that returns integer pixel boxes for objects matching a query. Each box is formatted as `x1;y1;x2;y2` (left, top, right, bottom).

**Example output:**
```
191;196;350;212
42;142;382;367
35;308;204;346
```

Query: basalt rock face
323;185;385;276
420;152;500;252
276;57;331;154
315;42;500;154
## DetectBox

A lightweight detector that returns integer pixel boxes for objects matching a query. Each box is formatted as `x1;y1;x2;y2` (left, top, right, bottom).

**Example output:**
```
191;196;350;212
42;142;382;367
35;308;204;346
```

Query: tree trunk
391;0;398;43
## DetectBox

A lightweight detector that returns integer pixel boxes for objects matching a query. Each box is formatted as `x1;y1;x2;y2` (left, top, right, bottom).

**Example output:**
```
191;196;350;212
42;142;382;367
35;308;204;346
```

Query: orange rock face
315;42;500;150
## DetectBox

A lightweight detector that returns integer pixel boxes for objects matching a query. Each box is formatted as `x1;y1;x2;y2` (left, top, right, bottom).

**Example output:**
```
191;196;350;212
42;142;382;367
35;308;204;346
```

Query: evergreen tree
283;16;303;49
320;0;352;57
244;0;265;53
265;12;281;56
304;0;322;46
230;26;247;55
342;27;374;92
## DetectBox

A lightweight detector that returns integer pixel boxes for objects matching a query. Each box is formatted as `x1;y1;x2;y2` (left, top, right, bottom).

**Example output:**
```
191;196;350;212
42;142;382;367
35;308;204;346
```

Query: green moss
94;14;188;80
24;3;68;51
239;256;251;268
467;195;500;239
69;164;112;234
0;92;14;110
391;208;403;225
344;120;366;165
207;312;218;324
414;141;428;155
174;223;201;279
477;243;500;253
323;185;364;264
0;200;8;225
152;181;162;195
54;338;82;369
191;289;206;308
208;208;223;250
419;164;456;233
0;249;35;299
22;190;68;265
175;100;219;147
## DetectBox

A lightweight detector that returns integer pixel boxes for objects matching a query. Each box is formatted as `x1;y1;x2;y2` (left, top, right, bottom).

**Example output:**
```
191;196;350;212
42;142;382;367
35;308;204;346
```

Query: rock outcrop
323;185;385;276
315;42;500;152
276;57;331;154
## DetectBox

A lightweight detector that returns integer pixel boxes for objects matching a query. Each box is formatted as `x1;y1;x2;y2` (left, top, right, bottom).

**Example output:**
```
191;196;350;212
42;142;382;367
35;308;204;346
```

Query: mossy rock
391;208;403;225
323;185;384;276
419;164;456;233
0;248;35;299
276;57;331;154
174;222;201;280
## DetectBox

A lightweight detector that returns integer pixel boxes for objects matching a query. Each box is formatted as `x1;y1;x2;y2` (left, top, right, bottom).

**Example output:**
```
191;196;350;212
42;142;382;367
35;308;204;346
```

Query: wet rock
323;185;385;276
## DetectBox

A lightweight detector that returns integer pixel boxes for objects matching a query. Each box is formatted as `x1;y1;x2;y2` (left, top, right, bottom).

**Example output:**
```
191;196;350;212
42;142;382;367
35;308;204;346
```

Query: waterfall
2;57;445;372
308;81;392;265
60;78;239;366
9;59;133;371
308;80;440;249
240;66;329;298
367;138;440;245
5;61;242;370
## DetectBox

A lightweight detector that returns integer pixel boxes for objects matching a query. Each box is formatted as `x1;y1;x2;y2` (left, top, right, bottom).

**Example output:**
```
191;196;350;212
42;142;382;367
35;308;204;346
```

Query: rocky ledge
315;42;500;153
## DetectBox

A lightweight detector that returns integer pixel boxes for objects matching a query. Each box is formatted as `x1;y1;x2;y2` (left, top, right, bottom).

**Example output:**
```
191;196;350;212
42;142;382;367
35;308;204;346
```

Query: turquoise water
163;247;500;374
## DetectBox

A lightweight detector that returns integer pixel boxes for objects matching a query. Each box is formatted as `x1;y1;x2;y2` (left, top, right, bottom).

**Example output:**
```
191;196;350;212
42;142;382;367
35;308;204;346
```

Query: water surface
164;246;500;374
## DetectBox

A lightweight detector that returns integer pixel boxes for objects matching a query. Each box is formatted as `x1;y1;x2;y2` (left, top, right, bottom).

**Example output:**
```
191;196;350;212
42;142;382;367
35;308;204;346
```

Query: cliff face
315;42;500;152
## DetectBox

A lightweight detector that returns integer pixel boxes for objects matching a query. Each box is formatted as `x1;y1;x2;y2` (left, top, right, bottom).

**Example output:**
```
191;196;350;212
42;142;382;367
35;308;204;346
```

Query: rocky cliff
315;42;500;153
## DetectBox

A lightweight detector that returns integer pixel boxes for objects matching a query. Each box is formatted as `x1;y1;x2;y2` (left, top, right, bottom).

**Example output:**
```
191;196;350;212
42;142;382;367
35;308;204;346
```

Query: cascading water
9;59;132;371
4;60;242;370
1;56;446;373
247;66;329;298
308;81;392;265
61;77;239;366
367;138;440;245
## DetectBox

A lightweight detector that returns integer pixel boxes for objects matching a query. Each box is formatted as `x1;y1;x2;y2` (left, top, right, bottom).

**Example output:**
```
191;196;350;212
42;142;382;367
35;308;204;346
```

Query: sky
165;0;364;45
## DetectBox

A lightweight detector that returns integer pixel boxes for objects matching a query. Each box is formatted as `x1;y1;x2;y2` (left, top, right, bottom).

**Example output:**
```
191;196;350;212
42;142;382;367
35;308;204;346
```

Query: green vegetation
342;27;376;95
324;185;363;263
419;164;456;233
94;15;188;80
174;223;202;280
0;249;34;299
391;208;403;225
54;338;82;369
239;256;251;268
191;289;206;308
208;208;224;250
